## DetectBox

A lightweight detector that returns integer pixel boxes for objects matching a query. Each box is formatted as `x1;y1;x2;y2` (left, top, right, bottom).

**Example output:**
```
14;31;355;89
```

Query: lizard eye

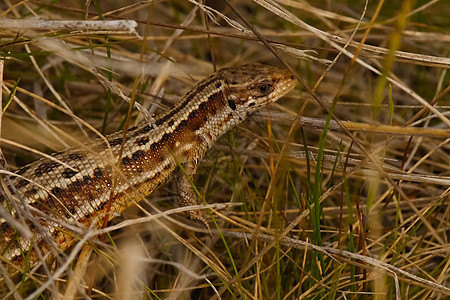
257;81;272;95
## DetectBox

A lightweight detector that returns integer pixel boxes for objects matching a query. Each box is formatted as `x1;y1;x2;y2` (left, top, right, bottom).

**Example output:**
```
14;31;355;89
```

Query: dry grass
0;0;449;299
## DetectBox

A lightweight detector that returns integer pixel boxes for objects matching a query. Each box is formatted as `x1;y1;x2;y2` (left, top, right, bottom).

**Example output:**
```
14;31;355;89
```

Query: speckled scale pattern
0;64;296;275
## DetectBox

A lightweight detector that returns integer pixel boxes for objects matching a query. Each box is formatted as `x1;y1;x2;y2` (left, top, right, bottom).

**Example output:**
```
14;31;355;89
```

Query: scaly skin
0;64;296;277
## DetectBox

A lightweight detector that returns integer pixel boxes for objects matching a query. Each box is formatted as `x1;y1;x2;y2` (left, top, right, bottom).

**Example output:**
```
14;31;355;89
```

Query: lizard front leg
177;159;210;230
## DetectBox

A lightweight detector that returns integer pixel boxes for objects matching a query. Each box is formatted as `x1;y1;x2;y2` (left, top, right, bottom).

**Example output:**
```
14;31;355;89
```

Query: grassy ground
0;0;449;299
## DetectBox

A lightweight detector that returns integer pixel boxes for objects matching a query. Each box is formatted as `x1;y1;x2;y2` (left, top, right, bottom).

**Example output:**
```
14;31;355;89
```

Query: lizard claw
188;209;212;234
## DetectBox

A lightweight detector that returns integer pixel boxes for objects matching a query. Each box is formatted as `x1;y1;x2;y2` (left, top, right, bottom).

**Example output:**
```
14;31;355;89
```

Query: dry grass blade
0;0;449;299
0;19;138;33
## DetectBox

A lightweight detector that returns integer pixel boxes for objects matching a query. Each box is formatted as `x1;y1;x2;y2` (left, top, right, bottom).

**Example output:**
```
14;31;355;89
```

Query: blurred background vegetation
0;0;449;299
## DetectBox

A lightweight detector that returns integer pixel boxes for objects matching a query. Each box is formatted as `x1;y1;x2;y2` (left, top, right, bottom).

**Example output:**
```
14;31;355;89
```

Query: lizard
0;63;296;277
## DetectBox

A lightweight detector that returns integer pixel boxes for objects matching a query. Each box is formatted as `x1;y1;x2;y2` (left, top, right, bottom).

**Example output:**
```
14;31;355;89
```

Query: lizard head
219;63;297;115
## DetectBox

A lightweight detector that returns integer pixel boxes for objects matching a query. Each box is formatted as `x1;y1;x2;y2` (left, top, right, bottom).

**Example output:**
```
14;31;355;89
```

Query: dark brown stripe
144;88;228;152
35;161;61;177
109;137;123;146
154;76;218;126
16;165;31;175
1;221;11;232
51;187;63;196
94;167;103;178
132;150;145;161
68;152;84;161
131;124;152;138
62;168;78;178
188;110;197;119
161;133;170;143
175;120;187;132
25;188;38;197
83;176;91;184
121;157;131;165
19;76;227;230
15;179;29;188
136;136;149;146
